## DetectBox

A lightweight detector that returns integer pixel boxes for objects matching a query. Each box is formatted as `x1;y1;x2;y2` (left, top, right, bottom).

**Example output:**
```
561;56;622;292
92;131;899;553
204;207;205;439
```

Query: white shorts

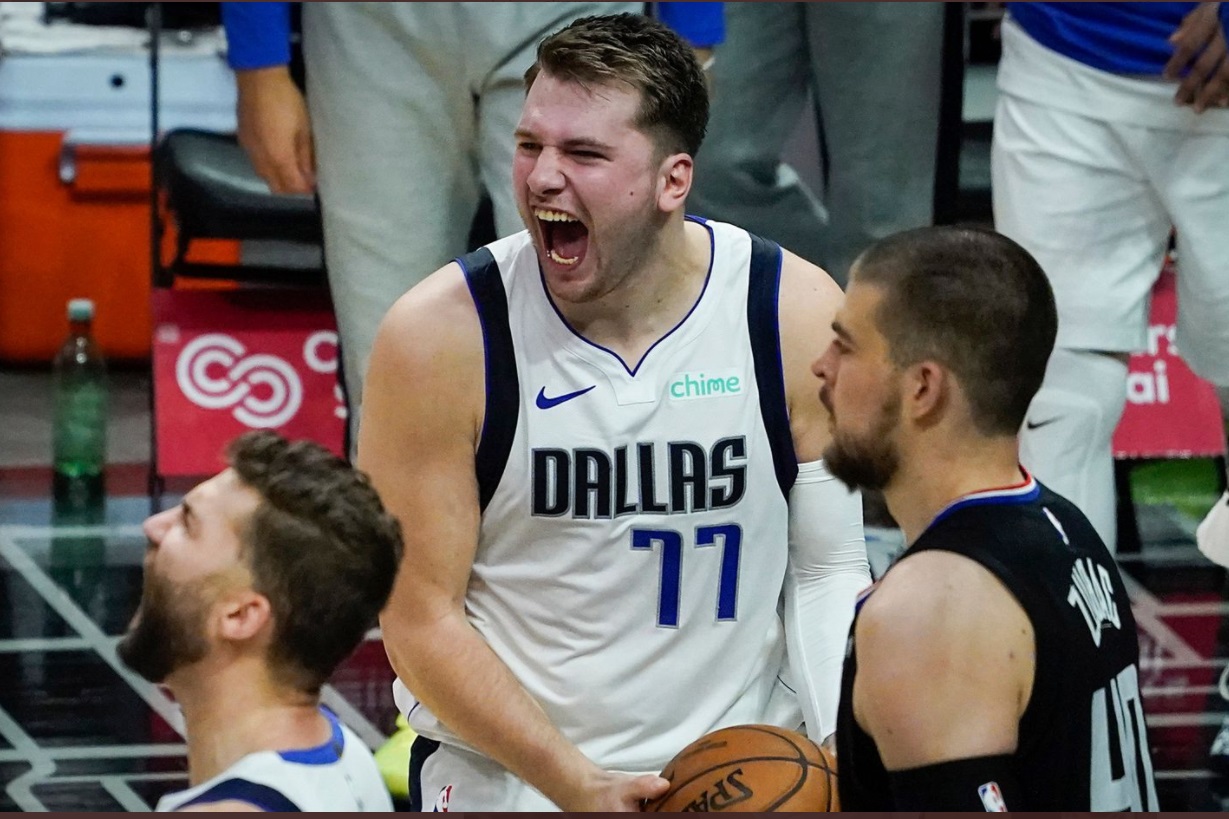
411;738;559;812
991;21;1229;385
406;676;805;813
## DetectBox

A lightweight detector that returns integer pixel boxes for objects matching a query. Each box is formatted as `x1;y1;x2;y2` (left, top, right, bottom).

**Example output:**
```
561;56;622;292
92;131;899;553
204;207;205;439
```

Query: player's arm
360;266;666;812
777;251;872;741
852;551;1035;810
220;2;315;194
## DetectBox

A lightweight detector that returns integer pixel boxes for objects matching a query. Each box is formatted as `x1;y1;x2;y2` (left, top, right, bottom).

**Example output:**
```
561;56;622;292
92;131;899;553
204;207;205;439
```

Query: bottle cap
67;299;95;321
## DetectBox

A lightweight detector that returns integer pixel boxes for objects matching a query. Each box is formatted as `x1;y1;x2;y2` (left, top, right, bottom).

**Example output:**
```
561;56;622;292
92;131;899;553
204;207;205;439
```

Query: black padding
157;128;322;244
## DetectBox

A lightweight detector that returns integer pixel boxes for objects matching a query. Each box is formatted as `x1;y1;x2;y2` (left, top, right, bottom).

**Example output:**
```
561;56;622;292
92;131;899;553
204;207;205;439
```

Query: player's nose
812;342;837;381
142;507;174;547
527;149;566;194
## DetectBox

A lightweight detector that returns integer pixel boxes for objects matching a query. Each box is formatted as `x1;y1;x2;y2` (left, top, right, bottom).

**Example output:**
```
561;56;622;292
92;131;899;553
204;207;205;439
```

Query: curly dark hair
525;12;709;157
226;432;403;694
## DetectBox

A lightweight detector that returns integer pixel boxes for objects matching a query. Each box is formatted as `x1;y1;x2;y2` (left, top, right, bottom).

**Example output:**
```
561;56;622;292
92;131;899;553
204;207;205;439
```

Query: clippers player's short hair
851;226;1058;436
227;432;404;694
525;12;709;157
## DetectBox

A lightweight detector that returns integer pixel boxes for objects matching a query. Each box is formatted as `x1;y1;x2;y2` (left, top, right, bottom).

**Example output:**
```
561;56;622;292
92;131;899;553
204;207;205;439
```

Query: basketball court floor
1;367;1228;811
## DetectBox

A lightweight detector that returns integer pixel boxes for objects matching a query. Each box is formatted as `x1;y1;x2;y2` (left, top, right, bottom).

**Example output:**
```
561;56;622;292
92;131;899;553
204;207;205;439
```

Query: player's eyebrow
558;137;614;152
831;319;853;344
513;129;614;153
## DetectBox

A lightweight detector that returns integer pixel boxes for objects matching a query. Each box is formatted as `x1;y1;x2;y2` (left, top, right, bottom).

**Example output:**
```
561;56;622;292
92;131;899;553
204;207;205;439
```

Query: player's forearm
785;564;870;738
383;608;601;809
234;64;295;96
785;459;872;738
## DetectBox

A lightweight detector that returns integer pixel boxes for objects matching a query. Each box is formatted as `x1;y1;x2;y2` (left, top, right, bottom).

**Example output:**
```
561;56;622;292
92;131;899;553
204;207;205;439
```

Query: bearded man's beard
823;393;902;493
117;571;210;684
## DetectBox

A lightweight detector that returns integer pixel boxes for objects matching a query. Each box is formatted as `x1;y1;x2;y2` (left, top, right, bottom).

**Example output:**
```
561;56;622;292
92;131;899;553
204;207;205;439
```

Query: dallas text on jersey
531;436;749;518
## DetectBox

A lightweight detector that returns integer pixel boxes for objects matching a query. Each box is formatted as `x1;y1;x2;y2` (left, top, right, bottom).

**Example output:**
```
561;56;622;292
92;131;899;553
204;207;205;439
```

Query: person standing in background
992;2;1229;554
687;2;945;287
220;2;722;448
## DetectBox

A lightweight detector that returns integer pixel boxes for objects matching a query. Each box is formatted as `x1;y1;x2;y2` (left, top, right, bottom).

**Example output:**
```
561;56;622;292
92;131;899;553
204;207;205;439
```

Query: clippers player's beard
117;570;210;683
823;391;902;493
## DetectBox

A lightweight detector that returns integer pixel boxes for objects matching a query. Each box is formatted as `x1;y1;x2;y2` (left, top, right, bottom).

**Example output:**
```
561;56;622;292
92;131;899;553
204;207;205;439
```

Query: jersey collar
927;467;1039;531
277;706;344;765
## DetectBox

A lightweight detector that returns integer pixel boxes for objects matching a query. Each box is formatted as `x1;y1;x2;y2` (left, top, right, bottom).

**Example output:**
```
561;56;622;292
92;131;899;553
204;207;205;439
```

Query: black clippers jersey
836;478;1158;811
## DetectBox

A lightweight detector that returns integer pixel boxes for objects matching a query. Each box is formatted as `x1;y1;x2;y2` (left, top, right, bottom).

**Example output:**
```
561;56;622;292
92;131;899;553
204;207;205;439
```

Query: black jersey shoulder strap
457;247;519;512
745;232;797;500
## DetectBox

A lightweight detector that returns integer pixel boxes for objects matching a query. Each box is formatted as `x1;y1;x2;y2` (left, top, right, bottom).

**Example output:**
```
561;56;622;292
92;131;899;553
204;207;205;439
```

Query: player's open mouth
535;208;589;267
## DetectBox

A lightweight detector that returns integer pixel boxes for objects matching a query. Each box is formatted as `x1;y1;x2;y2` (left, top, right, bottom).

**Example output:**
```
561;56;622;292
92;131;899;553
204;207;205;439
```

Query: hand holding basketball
643;724;838;812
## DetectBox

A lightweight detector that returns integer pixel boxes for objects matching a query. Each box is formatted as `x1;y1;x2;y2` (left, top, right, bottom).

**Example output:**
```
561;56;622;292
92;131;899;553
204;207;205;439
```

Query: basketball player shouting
818;227;1158;811
359;13;870;813
118;432;402;811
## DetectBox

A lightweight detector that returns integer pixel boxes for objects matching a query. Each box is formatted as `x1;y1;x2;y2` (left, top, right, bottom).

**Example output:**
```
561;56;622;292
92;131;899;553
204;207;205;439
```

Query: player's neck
885;435;1025;546
169;661;325;785
560;217;709;361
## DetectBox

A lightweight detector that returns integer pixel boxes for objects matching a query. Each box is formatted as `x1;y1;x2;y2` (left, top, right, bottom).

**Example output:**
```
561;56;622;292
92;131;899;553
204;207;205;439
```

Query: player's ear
217;590;272;643
906;360;948;423
657;151;692;214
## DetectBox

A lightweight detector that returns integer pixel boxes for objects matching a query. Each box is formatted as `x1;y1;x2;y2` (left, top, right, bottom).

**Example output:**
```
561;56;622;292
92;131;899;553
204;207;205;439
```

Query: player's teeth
548;249;579;265
535;209;578;223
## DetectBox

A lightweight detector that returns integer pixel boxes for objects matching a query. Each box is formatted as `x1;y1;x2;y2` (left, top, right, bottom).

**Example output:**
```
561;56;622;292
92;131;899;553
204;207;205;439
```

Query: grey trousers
302;2;637;445
690;2;944;285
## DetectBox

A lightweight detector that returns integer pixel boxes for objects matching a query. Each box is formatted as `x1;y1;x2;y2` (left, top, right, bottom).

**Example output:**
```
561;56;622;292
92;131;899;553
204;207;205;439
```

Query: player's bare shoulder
776;251;844;366
777;250;844;459
361;261;486;456
856;550;1035;716
779;248;843;323
862;550;1032;642
374;262;483;370
852;551;1035;767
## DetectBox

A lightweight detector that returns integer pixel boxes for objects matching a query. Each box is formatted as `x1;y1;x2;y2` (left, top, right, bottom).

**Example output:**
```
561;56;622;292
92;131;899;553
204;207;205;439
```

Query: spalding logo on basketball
643;724;838;812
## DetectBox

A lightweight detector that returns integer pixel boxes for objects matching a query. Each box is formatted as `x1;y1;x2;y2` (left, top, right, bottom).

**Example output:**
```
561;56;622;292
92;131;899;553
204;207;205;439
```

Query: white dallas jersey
156;709;392;812
399;218;800;773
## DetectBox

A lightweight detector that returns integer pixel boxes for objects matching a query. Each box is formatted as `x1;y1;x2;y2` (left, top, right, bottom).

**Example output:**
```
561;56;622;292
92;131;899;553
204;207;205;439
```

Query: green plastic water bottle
52;298;108;496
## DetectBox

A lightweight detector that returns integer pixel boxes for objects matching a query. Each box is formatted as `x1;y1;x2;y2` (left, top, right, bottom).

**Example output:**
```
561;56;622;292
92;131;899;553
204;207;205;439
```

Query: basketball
643;724;838;812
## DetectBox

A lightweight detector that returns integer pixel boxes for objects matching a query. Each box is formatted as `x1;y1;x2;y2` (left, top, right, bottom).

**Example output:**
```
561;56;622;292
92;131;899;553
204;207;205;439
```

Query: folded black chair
154;127;326;287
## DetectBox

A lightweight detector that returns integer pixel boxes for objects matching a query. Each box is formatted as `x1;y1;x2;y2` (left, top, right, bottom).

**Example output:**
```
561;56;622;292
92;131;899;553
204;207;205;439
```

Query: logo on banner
1126;323;1176;406
1111;262;1225;462
176;334;304;428
303;330;348;420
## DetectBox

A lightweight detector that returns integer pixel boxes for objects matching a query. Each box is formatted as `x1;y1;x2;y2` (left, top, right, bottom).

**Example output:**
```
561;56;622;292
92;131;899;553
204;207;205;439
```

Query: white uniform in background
993;8;1229;550
156;709;391;812
1198;491;1229;565
400;219;829;810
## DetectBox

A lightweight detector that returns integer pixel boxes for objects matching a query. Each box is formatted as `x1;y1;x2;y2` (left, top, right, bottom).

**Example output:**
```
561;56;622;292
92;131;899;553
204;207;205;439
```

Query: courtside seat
155;127;325;287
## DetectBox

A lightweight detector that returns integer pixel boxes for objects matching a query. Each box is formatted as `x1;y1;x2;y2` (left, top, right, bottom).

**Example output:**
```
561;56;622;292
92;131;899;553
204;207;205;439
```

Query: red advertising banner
1112;263;1226;460
152;289;346;477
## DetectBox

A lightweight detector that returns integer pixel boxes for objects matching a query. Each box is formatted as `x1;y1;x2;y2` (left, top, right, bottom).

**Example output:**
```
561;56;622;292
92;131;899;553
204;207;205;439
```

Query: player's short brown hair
851;226;1057;436
525;12;709;157
227;432;403;694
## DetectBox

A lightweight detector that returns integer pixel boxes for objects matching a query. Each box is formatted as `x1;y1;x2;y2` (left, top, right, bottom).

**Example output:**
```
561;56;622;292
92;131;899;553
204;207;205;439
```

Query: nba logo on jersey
434;784;453;812
978;781;1008;812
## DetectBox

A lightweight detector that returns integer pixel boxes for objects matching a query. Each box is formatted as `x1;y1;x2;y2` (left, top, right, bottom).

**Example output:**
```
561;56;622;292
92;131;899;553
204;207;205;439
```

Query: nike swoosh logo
1025;417;1061;431
535;385;595;409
